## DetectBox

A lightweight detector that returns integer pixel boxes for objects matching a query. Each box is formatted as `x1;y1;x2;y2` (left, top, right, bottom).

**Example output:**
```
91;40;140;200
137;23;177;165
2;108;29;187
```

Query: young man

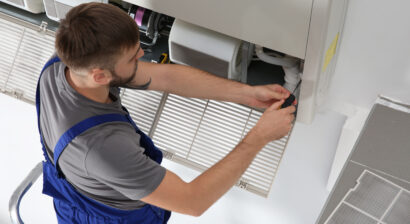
37;3;295;223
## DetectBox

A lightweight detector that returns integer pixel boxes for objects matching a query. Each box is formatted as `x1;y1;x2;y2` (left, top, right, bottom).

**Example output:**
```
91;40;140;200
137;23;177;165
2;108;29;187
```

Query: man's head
56;3;143;87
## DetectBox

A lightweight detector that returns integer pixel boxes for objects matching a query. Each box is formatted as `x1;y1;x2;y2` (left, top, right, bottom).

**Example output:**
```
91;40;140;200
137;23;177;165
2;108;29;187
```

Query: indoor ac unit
127;0;349;124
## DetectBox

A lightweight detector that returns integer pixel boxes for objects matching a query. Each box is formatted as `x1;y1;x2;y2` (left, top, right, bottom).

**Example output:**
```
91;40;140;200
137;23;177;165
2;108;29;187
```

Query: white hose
283;65;301;92
254;45;298;67
254;45;301;91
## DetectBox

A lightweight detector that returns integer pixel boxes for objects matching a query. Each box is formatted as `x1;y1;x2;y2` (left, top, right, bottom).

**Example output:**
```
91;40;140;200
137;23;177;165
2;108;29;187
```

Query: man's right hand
247;99;296;146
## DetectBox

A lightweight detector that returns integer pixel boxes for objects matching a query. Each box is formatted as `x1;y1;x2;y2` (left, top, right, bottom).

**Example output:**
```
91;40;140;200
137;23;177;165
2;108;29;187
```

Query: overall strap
122;106;138;129
36;57;61;116
53;114;130;165
36;56;61;163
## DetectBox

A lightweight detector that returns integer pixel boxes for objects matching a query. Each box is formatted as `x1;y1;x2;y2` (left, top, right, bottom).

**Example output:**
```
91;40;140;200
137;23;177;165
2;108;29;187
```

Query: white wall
326;0;410;110
0;96;55;224
323;0;410;192
1;0;410;223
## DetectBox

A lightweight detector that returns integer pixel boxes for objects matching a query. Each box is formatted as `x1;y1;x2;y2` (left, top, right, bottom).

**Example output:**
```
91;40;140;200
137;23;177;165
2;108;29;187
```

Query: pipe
9;162;43;224
254;45;298;67
254;45;301;91
283;65;301;92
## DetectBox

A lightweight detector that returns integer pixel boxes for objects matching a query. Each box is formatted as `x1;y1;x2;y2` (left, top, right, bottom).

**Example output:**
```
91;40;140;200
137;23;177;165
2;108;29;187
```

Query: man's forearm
159;64;253;105
187;131;266;215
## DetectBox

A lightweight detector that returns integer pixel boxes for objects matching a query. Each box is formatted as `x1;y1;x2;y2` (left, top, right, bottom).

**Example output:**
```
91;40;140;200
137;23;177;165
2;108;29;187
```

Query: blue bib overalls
36;57;171;223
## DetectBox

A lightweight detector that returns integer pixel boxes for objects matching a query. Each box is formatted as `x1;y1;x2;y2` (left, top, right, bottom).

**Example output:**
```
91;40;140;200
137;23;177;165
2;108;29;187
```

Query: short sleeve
85;128;166;200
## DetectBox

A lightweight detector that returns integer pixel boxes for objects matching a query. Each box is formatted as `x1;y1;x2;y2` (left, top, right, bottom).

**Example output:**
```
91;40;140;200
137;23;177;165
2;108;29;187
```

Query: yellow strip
322;33;339;72
160;53;168;64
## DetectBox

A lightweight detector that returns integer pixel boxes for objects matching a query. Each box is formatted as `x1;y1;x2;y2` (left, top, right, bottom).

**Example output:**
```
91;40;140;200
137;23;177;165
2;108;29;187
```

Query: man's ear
90;68;111;85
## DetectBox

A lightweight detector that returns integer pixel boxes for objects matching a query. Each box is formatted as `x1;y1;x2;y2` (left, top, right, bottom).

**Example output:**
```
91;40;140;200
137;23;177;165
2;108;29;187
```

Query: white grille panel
5;28;55;103
188;100;251;166
153;94;207;158
152;94;291;197
121;89;164;134
0;17;55;103
239;109;289;194
0;18;25;92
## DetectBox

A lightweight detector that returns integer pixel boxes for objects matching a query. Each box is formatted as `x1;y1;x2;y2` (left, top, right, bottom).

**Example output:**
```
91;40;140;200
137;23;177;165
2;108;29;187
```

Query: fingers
283;105;296;114
288;113;295;123
263;84;289;99
283;110;295;128
267;101;296;113
272;84;291;96
267;99;284;112
272;92;288;101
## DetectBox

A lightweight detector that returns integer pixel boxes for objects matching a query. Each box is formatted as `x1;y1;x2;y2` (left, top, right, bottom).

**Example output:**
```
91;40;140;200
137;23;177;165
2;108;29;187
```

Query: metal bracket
161;149;175;160
236;178;250;189
38;21;48;33
9;162;43;224
10;89;23;100
240;42;254;83
240;42;250;83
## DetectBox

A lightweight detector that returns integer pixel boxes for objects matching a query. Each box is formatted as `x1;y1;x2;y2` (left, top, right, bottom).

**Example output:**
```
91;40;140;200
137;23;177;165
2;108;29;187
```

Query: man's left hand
245;84;295;109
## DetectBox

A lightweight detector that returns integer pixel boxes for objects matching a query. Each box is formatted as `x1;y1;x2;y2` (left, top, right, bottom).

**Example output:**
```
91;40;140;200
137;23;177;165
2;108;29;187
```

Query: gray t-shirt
39;57;166;210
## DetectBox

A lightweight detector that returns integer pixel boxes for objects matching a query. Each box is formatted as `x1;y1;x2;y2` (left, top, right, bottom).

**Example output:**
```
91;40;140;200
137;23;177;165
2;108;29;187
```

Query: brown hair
55;3;139;71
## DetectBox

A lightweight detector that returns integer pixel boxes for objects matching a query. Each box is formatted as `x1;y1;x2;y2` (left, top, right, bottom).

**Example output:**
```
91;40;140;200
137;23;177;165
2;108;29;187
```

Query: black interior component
281;94;295;108
246;61;285;86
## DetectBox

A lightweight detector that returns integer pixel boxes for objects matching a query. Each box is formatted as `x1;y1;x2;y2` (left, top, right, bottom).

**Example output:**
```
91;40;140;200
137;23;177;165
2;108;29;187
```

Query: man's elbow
190;205;208;217
185;206;206;217
184;186;209;217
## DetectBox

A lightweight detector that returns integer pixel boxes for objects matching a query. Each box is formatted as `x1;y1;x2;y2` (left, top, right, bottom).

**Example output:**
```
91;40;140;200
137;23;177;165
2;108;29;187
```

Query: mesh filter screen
345;171;400;218
325;170;410;224
383;191;410;224
327;203;377;224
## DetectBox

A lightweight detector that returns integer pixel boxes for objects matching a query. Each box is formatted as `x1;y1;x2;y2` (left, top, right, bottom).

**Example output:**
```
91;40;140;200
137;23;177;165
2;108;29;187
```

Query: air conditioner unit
125;0;349;124
0;0;44;13
42;0;108;21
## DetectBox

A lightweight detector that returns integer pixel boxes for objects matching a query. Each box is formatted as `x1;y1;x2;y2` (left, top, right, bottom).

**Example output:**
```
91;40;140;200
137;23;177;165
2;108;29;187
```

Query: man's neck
65;67;112;104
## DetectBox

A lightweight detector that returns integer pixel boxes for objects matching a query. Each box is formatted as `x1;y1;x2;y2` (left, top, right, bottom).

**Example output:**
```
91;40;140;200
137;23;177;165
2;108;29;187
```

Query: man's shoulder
41;54;65;78
76;122;142;154
39;54;66;98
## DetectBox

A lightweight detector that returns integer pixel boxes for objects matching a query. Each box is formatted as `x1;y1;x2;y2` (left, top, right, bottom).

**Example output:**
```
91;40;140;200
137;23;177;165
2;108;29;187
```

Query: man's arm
131;61;253;105
142;134;263;216
141;101;295;216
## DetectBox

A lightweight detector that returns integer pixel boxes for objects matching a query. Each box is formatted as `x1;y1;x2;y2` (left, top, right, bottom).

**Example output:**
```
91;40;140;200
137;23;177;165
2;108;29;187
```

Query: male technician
37;3;295;224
